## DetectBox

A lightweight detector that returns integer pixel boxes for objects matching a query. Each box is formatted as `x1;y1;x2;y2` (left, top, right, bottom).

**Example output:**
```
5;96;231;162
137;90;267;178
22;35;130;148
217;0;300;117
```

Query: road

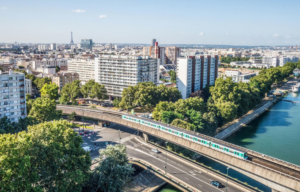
77;122;249;192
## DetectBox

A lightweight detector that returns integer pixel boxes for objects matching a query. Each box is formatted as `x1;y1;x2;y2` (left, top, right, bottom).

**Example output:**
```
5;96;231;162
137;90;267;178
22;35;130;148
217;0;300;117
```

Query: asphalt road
124;138;244;192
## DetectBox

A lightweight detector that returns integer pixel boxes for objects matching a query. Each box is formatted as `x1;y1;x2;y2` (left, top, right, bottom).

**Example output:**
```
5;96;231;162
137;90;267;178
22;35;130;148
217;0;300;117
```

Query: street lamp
165;141;168;174
226;167;230;192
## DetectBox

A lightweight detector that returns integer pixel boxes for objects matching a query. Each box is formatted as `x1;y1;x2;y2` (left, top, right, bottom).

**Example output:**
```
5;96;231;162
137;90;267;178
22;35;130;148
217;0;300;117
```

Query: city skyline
1;0;300;45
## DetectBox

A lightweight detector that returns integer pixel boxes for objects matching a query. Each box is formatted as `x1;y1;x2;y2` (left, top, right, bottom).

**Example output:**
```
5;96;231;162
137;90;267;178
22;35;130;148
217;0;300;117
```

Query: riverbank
215;76;299;140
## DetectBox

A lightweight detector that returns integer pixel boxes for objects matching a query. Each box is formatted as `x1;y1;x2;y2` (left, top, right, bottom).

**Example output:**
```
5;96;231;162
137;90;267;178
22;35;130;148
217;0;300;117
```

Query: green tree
215;101;237;122
152;101;175;121
82;144;134;192
60;80;81;102
80;80;96;98
29;97;62;122
34;77;52;90
161;111;184;124
171;119;196;131
25;74;37;87
40;83;59;100
113;98;121;107
90;83;107;100
59;94;69;104
0;120;91;192
55;66;60;73
119;86;137;110
186;109;204;132
168;70;176;83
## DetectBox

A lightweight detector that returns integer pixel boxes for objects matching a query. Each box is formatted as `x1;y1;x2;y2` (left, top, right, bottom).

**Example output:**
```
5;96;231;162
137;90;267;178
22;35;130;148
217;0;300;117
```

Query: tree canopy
40;83;59;100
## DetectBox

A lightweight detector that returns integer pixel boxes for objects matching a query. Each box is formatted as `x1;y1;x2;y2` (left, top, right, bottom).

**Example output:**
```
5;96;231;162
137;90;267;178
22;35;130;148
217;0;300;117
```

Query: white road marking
134;148;224;192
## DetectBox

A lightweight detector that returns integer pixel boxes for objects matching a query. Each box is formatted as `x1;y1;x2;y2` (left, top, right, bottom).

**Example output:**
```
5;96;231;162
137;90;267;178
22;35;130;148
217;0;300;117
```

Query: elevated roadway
57;105;300;192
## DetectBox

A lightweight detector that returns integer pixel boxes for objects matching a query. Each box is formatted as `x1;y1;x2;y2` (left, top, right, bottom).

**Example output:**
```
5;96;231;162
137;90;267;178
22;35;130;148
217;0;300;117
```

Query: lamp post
226;167;230;192
165;141;168;174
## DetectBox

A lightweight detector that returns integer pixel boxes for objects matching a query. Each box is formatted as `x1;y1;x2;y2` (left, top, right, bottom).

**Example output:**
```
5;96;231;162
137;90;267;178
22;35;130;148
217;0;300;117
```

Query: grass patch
72;123;94;129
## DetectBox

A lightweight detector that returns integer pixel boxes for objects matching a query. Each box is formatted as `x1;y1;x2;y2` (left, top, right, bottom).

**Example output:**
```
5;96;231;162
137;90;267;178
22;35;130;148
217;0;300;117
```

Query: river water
226;92;300;166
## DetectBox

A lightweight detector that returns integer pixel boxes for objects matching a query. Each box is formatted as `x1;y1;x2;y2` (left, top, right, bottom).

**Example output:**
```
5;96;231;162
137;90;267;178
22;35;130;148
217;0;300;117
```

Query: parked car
211;181;222;188
151;149;160;153
118;109;123;112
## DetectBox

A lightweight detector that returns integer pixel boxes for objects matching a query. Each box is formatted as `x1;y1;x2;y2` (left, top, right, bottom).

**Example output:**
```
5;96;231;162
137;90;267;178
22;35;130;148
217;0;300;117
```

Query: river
226;92;300;166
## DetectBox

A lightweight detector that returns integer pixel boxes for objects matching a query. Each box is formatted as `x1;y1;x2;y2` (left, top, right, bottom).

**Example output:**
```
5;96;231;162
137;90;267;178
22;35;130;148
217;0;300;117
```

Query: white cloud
99;15;106;19
72;9;85;13
1;7;7;9
286;35;291;39
199;32;204;36
273;33;280;37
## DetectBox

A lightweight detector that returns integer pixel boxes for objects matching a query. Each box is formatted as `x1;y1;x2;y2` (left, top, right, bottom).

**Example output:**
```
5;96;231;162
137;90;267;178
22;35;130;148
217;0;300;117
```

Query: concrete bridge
57;105;300;192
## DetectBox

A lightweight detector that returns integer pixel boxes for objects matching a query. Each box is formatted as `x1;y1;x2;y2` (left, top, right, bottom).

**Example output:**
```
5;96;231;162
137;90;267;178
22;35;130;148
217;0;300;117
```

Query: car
151;148;160;153
118;109;123;112
211;181;222;188
82;146;92;152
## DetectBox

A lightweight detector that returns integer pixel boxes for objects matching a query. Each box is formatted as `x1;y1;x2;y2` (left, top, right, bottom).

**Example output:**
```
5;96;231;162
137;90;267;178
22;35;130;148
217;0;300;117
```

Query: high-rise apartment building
52;72;79;92
81;39;93;50
50;43;56;50
151;39;156;47
0;70;26;122
67;58;96;84
143;42;165;65
95;55;158;98
25;79;32;95
166;46;180;65
176;55;218;99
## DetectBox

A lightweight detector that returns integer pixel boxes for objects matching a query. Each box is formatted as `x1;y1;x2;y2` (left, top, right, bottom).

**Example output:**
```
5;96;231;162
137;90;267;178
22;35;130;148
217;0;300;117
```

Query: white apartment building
50;43;57;50
30;59;68;71
262;56;278;67
38;44;49;51
224;70;257;83
25;79;32;95
67;58;96;84
279;56;299;66
177;55;218;99
95;55;158;98
0;70;26;122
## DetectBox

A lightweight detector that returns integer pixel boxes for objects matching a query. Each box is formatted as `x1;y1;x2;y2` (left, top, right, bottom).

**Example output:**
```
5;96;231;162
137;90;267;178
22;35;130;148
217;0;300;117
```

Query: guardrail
147;140;263;192
58;105;300;181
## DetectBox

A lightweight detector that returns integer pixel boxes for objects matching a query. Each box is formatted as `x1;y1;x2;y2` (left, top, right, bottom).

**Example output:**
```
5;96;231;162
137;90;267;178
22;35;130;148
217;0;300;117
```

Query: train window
185;135;189;138
193;138;198;141
175;132;178;135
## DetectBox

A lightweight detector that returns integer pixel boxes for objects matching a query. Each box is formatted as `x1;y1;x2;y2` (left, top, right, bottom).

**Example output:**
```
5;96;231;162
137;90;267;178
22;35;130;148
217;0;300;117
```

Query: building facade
67;58;96;84
95;55;158;98
81;39;93;50
52;72;79;91
166;46;180;65
143;42;165;65
262;56;278;67
25;78;32;95
0;70;26;122
176;55;218;99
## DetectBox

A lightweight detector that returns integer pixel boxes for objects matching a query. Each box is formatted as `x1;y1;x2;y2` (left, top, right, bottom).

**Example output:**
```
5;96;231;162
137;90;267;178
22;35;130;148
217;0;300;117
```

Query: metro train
122;114;248;160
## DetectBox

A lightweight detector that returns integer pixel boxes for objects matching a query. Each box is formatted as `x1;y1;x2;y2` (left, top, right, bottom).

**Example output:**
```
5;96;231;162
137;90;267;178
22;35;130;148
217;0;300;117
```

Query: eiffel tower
70;31;74;45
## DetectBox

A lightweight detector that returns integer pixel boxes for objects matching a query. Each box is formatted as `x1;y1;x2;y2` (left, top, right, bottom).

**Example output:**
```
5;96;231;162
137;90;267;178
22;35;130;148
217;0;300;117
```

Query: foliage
0;120;91;192
80;80;96;98
82;144;134;192
34;77;52;90
221;56;250;64
171;119;196;131
168;70;176;83
26;93;31;101
40;83;59;100
113;98;121;107
55;66;60;73
59;94;69;105
68;112;76;122
61;80;81;102
25;74;37;87
161;111;184;124
166;142;195;159
90;83;107;100
0;116;39;134
160;78;169;82
119;82;181;110
28;97;62;122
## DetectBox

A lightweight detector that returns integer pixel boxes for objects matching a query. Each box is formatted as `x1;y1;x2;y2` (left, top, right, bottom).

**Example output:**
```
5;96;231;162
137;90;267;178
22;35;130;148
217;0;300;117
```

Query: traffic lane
125;140;243;192
126;147;230;192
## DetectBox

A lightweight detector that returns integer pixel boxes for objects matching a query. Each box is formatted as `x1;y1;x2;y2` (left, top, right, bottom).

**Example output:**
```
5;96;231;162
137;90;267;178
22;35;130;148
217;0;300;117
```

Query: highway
78;122;252;192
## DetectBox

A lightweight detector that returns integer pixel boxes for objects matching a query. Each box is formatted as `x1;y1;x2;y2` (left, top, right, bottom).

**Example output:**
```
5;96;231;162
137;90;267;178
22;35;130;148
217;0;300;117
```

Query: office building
52;72;79;92
143;42;165;65
176;55;218;99
95;55;158;98
0;70;26;122
81;39;93;50
67;58;96;84
50;43;56;50
151;39;156;47
166;46;180;65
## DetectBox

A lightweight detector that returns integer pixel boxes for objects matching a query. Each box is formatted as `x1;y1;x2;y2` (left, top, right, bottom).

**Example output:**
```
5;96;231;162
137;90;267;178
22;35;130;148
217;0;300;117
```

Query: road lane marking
133;148;223;192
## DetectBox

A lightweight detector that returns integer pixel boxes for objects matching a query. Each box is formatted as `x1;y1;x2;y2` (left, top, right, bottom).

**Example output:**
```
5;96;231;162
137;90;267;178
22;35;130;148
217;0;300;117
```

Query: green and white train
122;114;248;160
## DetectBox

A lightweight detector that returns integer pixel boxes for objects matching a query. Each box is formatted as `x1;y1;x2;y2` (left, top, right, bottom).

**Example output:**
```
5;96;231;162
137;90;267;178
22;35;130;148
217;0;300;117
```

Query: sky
0;0;299;46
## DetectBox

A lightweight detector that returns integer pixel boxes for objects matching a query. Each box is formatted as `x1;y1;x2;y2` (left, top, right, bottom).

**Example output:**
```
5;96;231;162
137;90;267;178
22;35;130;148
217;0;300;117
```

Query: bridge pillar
142;133;148;142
